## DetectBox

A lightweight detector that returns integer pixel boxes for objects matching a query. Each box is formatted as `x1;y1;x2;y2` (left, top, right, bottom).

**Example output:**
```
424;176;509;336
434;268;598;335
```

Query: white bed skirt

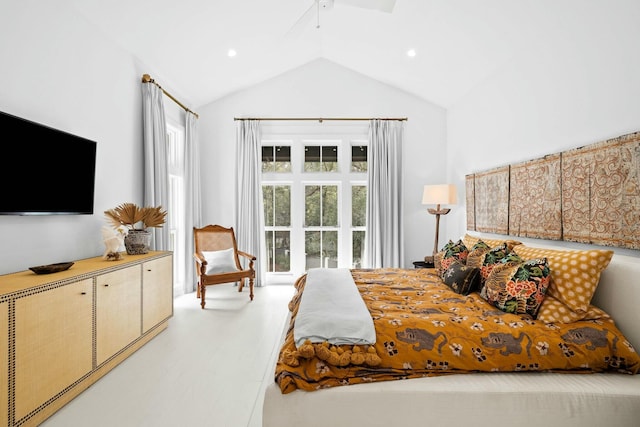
263;371;640;427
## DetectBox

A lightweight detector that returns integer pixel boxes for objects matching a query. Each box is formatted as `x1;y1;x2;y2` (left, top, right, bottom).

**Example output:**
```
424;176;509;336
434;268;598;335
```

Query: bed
262;238;640;427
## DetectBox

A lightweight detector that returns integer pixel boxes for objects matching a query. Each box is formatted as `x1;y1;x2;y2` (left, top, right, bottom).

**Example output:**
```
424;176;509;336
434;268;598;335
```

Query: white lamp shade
422;184;457;205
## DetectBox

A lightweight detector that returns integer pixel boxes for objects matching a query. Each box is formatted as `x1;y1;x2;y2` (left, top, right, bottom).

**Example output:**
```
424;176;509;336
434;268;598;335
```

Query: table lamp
422;184;457;263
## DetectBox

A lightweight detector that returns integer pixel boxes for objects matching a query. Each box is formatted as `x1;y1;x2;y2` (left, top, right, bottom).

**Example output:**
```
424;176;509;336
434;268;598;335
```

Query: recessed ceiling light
407;49;416;57
228;49;237;57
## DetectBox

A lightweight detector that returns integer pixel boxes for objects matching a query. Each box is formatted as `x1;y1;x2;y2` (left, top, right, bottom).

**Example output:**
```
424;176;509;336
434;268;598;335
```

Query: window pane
351;145;367;172
322;146;338;172
305;231;321;269
323;230;338;267
274;186;291;226
322;186;338;226
274;231;290;272
274;146;291;172
265;230;274;271
352;185;366;227
262;185;274;226
304;146;321;172
352;230;365;268
262;146;274;173
305;185;321;226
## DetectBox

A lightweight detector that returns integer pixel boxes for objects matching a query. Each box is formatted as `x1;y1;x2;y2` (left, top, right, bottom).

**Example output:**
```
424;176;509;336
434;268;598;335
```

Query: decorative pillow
202;248;239;275
471;240;491;251
440;239;469;271
462;233;522;252
512;245;613;323
441;260;481;295
466;242;510;282
434;239;454;274
500;252;524;264
434;239;469;277
534;296;612;324
481;257;551;317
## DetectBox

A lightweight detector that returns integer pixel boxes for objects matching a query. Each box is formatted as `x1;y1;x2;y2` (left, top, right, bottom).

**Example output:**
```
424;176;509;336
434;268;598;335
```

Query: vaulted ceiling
63;0;620;110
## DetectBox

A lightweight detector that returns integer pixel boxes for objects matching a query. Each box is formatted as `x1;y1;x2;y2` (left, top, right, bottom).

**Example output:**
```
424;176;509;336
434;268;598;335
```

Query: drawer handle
104;284;110;287
81;292;87;295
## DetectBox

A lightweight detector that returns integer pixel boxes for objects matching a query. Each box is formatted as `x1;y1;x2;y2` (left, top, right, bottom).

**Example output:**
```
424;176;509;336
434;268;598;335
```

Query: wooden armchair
193;225;256;309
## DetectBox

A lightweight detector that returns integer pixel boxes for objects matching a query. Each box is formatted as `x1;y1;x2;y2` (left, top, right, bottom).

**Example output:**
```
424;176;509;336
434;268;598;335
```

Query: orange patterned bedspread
275;268;640;393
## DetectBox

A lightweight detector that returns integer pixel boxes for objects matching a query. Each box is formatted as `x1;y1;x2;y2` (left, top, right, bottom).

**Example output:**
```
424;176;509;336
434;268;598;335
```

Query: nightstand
413;260;435;269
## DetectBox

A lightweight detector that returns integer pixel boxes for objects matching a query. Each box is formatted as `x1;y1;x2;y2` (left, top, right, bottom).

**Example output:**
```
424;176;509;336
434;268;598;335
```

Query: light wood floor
42;282;296;427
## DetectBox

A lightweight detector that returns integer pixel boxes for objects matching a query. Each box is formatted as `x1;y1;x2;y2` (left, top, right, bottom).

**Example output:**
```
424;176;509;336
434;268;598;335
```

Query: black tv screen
0;110;97;215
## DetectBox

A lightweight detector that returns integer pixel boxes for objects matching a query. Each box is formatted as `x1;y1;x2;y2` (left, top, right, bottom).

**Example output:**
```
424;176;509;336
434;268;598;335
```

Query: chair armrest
194;252;206;265
237;250;256;261
194;252;209;276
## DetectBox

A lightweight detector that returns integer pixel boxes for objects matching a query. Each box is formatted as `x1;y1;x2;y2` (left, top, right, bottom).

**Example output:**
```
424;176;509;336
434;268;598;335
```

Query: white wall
447;0;640;258
4;1;637;277
197;58;447;268
0;2;161;275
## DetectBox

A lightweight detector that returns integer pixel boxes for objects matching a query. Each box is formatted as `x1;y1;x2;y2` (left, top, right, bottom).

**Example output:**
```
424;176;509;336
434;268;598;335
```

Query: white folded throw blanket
293;268;376;348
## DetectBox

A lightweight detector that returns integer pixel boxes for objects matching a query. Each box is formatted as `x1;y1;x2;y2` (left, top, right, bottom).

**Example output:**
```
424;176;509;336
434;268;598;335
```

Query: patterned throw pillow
435;239;469;277
466;242;510;282
500;252;524;264
471;240;491;251
441;260;481;295
481;257;551;317
512;245;613;323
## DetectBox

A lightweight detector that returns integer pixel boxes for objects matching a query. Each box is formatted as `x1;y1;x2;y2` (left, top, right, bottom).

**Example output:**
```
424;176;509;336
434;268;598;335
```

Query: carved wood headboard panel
465;131;640;250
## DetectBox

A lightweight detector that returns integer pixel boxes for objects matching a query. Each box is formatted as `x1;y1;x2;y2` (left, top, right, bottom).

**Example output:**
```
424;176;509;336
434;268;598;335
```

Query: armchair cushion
202;248;239;274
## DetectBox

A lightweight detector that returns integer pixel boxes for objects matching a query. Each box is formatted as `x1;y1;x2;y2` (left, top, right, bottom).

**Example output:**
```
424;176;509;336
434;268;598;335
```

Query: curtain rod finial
142;74;152;83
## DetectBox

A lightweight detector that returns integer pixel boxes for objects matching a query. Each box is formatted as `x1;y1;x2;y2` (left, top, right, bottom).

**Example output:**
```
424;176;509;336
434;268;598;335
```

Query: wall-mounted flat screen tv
0;110;97;215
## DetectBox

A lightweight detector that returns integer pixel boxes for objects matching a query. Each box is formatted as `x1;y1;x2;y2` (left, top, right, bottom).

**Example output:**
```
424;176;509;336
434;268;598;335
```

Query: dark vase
124;229;152;255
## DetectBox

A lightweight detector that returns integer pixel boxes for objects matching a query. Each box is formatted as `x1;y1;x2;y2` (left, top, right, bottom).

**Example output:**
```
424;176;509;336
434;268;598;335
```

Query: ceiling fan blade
285;0;318;37
338;0;396;13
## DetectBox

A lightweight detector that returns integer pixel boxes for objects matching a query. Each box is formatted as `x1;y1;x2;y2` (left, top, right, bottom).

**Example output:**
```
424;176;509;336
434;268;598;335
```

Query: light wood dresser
0;251;173;426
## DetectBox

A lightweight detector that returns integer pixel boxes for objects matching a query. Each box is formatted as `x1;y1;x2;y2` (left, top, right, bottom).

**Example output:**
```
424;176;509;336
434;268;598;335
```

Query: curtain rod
234;117;407;122
141;74;199;119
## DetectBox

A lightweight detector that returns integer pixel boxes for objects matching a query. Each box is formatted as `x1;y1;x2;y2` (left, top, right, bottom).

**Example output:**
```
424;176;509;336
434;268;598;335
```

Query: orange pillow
512;245;613;323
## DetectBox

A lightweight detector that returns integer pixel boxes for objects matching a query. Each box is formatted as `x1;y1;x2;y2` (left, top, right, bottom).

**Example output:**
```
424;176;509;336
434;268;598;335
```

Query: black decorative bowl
29;262;74;275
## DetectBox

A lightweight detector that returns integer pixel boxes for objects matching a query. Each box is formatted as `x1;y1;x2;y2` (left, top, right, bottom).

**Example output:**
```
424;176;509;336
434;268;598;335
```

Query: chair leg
249;277;254;301
200;284;206;309
237;279;244;293
196;279;201;298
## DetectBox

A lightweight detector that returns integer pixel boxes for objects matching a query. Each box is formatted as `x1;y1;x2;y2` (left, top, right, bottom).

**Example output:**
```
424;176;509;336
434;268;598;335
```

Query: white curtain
141;81;170;250
364;119;404;268
184;112;202;293
235;120;266;286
